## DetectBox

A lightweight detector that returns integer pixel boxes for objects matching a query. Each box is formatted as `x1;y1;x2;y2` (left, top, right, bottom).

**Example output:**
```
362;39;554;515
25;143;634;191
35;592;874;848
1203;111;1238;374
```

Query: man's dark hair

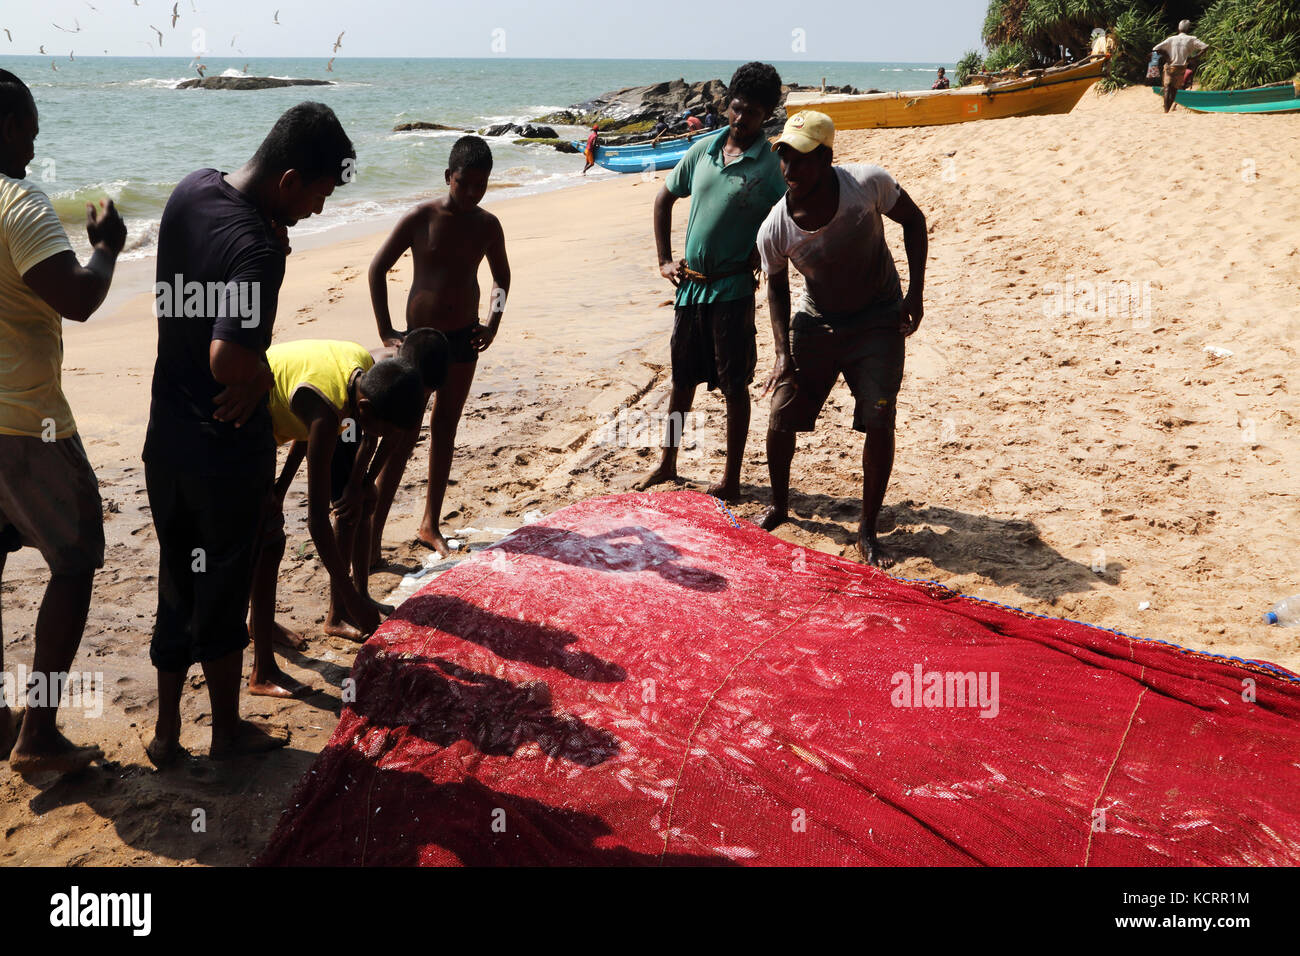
251;102;355;186
448;135;493;175
358;359;425;429
398;328;450;392
728;62;783;113
0;70;33;123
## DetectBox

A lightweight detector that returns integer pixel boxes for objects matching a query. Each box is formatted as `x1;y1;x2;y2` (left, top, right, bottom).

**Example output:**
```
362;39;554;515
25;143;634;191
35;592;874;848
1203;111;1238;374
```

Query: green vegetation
956;50;984;86
972;0;1300;90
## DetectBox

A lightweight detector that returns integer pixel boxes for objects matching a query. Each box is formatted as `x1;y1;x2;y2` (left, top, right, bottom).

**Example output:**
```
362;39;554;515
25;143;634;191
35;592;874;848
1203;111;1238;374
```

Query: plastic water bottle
1264;596;1300;626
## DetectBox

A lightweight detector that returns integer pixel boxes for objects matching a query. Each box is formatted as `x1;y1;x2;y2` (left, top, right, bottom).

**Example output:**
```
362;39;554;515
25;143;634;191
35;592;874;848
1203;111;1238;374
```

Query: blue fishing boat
574;126;726;174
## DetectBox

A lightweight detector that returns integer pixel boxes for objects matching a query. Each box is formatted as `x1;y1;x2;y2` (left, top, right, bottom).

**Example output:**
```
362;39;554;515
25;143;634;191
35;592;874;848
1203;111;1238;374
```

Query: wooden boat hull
786;57;1107;130
572;126;726;174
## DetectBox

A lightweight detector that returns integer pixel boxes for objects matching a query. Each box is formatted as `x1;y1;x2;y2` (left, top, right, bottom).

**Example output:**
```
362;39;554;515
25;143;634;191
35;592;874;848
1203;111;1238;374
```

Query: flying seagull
171;4;180;29
333;31;344;53
150;25;163;45
40;44;46;54
3;29;10;43
51;61;58;71
326;57;335;72
69;50;75;61
52;19;82;33
273;11;280;25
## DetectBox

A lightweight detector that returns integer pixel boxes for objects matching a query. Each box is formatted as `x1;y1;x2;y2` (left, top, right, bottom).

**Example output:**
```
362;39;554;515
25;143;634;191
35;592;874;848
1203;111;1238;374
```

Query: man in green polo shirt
638;62;787;502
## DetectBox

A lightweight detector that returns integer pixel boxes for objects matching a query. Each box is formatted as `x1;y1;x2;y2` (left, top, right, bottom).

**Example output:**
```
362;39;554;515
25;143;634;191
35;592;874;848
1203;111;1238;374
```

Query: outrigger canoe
785;53;1108;130
1153;79;1300;114
573;125;726;174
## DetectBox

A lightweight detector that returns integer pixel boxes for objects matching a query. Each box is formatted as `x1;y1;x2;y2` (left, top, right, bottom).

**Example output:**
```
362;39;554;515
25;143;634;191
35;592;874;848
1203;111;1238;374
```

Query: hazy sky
1;0;986;62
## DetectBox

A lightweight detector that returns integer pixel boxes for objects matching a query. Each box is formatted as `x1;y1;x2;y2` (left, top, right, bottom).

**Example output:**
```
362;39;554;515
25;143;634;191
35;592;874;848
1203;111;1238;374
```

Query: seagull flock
3;5;345;75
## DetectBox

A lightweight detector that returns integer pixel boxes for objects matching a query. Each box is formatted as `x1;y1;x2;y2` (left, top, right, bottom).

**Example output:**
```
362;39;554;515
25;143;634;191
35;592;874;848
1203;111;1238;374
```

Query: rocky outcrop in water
531;77;865;137
177;76;334;91
393;121;472;132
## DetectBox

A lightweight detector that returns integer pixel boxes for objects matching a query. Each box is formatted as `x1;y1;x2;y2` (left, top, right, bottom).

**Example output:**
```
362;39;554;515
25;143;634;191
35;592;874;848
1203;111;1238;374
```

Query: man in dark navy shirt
143;102;355;766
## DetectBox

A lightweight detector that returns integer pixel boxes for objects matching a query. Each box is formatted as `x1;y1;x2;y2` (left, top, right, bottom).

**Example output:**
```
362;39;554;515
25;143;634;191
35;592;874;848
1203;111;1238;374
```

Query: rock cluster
177;76;334;91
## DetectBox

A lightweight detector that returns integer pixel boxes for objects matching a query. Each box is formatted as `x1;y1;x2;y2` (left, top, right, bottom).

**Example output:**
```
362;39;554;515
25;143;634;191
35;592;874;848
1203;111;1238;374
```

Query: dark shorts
439;324;480;365
146;461;273;673
771;301;906;433
670;296;757;396
0;433;104;575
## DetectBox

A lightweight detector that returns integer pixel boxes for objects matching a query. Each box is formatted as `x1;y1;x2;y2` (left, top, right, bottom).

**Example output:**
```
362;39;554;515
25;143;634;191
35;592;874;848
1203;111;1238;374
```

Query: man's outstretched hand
86;198;126;255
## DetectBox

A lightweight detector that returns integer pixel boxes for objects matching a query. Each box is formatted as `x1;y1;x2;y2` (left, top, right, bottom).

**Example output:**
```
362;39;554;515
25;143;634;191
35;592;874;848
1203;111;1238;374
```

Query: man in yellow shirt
248;340;423;697
0;70;126;775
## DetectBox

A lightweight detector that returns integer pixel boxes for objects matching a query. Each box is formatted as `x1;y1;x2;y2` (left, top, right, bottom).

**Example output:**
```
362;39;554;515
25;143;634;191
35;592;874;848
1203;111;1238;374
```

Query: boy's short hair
252;102;356;187
0;70;32;123
358;359;425;429
728;62;783;114
448;135;493;175
398;328;451;392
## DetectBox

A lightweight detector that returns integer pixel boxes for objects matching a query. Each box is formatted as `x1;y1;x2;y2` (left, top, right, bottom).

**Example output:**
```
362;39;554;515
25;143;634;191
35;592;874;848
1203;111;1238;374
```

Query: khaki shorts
0;433;105;575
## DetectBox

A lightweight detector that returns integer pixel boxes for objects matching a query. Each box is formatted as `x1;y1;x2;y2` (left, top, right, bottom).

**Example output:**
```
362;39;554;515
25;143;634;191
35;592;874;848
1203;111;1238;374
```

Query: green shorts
770;300;906;433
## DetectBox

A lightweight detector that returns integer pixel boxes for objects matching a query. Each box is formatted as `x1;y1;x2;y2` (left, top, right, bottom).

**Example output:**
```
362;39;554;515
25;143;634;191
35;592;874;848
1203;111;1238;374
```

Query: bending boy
250;341;425;693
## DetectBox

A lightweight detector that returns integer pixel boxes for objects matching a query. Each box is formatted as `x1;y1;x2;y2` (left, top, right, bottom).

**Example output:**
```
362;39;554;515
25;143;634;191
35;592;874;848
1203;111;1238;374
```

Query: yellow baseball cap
773;110;835;153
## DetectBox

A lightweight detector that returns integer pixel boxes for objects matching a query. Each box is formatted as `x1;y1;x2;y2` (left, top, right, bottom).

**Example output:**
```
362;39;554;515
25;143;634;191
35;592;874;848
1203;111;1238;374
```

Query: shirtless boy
369;136;510;557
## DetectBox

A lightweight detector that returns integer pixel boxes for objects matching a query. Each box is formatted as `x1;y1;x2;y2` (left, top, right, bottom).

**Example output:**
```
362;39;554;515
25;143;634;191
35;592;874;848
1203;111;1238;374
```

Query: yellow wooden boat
786;54;1108;130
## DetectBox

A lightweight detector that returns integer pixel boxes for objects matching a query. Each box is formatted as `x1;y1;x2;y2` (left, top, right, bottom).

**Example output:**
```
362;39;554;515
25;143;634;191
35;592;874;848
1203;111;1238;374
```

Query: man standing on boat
756;111;928;568
1154;20;1208;112
931;67;950;90
639;62;786;501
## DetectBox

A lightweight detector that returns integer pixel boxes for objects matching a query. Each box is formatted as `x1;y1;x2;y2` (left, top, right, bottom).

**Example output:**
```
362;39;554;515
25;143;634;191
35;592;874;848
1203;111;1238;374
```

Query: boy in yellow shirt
249;340;424;698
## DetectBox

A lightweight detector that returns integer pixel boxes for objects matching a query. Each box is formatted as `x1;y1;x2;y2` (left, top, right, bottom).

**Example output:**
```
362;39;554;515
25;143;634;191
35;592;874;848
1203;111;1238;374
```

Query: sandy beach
1;85;1296;865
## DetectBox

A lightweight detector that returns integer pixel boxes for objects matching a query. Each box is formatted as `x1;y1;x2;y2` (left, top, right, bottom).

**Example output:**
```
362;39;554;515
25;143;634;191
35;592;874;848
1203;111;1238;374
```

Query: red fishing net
260;491;1300;866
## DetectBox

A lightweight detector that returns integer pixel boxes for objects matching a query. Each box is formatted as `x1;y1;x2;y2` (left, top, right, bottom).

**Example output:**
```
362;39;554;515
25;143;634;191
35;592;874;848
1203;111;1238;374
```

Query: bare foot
324;620;370;644
858;530;895;569
636;464;680;491
0;708;23;760
272;620;308;652
248;666;312;699
758;506;788;532
9;729;103;776
145;734;188;770
210;719;289;760
414;526;453;558
706;480;740;502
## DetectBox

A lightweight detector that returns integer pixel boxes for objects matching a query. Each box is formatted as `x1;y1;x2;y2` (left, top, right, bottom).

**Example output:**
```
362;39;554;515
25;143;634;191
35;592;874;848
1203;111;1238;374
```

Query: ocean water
2;56;954;259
